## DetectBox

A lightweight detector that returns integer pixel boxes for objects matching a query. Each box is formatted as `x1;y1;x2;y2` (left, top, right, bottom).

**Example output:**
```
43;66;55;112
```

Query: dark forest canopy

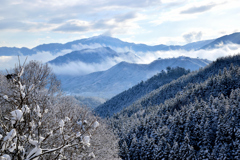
94;54;240;159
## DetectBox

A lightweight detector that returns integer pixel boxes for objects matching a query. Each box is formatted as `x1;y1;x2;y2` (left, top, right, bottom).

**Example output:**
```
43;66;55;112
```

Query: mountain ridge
1;32;239;56
94;66;191;117
106;54;240;119
59;56;210;99
48;47;142;66
200;32;240;49
49;47;118;65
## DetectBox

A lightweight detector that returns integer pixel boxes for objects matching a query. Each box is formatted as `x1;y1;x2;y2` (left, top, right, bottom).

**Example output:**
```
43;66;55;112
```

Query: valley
1;32;240;159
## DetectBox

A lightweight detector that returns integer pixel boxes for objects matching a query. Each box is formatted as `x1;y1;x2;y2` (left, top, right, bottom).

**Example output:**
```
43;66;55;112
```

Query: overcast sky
0;0;239;48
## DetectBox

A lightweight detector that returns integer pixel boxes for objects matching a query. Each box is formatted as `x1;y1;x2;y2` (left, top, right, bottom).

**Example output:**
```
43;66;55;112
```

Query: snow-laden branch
0;62;102;160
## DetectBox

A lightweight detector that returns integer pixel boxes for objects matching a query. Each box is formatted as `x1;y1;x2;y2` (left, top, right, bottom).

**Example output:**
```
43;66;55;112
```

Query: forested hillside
114;55;240;119
117;88;240;159
103;54;240;159
74;96;106;109
95;67;190;117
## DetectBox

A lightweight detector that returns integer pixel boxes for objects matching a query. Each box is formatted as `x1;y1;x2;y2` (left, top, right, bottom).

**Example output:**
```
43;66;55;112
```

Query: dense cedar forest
96;54;240;159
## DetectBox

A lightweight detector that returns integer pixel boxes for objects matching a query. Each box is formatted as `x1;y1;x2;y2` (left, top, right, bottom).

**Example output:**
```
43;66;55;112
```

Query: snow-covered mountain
59;56;211;98
1;35;180;56
181;39;214;50
0;47;34;56
53;35;182;52
1;32;240;57
200;32;240;49
1;32;240;62
48;47;141;65
49;47;118;65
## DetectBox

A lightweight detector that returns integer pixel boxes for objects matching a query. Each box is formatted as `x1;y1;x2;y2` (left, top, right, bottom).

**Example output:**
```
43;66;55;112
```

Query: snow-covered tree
0;61;118;159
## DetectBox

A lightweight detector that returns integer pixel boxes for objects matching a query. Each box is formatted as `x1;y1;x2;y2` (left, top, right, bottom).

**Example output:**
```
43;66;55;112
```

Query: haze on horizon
0;0;239;48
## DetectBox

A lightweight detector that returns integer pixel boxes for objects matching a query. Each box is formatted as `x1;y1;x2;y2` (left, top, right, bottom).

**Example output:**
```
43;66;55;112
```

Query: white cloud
137;43;240;62
151;0;235;25
49;58;117;75
53;12;144;37
0;56;13;70
0;0;239;48
0;0;154;33
0;49;71;71
180;3;216;14
152;36;186;46
48;43;240;75
183;31;202;43
1;43;240;75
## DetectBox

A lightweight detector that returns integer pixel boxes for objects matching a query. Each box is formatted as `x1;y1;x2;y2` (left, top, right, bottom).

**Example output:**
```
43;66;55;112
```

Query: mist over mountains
200;32;240;50
1;31;240;160
48;47;141;66
1;32;240;57
1;32;240;99
1;32;237;75
58;56;210;98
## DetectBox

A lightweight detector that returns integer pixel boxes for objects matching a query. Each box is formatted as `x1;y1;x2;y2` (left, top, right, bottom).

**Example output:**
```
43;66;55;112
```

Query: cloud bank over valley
1;41;240;75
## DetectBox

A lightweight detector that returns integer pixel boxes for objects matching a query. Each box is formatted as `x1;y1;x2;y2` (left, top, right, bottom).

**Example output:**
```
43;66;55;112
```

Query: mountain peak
84;35;122;42
48;46;119;66
87;34;112;40
177;56;190;60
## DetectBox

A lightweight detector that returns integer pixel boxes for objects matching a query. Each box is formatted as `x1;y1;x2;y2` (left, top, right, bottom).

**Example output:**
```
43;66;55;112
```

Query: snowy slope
48;47;141;65
48;47;119;65
200;32;240;49
182;39;214;50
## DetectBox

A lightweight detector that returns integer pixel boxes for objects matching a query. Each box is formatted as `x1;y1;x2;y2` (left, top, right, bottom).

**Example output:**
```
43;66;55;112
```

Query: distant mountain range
201;32;240;49
182;39;214;50
59;56;210;98
0;47;34;56
1;32;240;56
1;32;239;99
